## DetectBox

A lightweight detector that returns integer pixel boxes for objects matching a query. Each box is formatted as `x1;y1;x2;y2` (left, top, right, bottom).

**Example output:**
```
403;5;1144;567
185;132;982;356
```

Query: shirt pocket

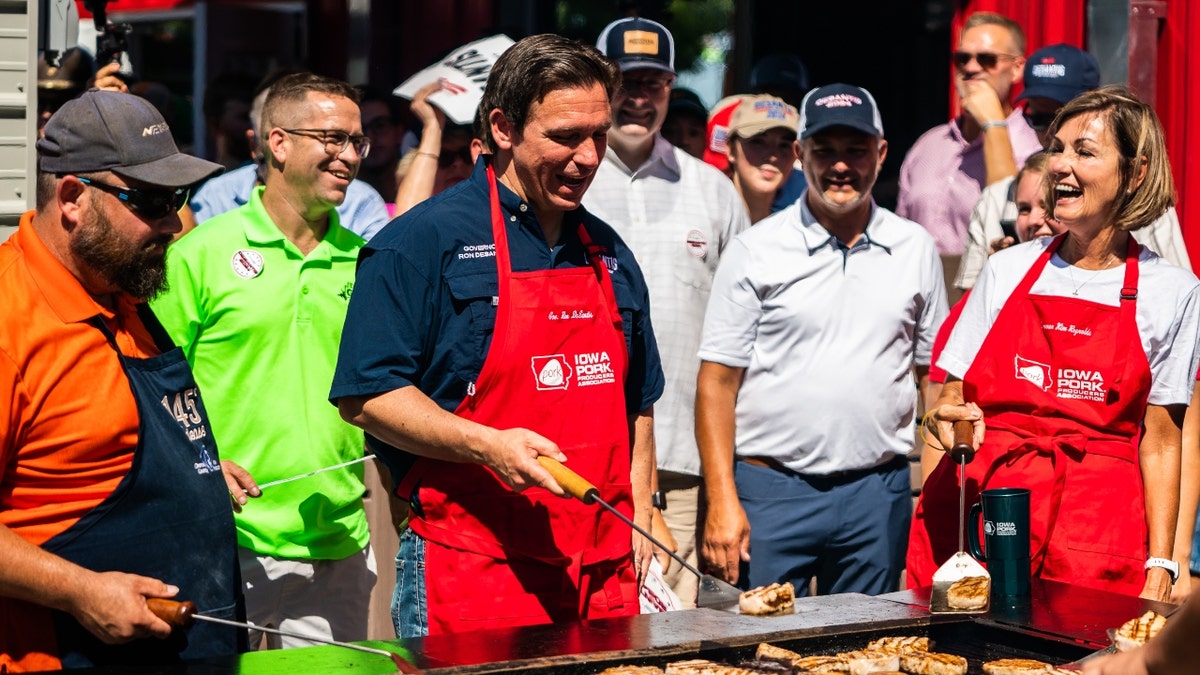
443;271;498;384
608;275;641;350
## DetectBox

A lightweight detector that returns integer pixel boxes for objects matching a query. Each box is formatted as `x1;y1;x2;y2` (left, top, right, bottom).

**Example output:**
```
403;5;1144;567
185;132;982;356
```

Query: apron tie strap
980;428;1089;574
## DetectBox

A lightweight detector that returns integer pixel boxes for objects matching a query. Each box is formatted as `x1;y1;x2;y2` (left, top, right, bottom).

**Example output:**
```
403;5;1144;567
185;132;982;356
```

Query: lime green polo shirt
152;187;369;560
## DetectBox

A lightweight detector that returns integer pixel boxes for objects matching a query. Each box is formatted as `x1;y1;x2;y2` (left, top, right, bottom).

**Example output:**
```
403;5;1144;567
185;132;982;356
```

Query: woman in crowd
723;95;798;223
908;85;1200;602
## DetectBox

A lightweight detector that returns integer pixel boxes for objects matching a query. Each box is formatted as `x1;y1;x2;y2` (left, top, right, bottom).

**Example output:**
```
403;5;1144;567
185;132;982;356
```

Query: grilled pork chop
898;651;969;675
739;582;795;616
946;575;989;610
1114;610;1167;652
981;658;1051;674
865;636;930;654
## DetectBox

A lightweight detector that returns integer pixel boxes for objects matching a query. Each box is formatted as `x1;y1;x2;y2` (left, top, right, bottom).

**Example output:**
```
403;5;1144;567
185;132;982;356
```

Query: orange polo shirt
1;211;161;672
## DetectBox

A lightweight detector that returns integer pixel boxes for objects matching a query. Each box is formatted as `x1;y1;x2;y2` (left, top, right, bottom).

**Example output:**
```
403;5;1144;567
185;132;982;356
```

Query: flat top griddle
38;580;1174;674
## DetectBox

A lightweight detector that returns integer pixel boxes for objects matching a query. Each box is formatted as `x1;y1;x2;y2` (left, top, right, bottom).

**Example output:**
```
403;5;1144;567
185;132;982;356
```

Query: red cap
702;95;748;173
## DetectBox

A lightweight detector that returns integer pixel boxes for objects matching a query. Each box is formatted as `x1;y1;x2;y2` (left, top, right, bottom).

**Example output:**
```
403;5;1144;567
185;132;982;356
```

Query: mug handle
967;501;986;562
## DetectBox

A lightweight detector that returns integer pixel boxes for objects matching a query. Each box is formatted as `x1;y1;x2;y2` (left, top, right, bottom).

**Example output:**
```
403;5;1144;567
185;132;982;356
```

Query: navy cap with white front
596;17;676;74
798;83;884;140
1017;44;1100;105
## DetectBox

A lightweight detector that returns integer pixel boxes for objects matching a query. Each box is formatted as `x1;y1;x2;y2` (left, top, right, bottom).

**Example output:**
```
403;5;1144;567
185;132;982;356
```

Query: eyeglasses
618;76;674;97
1023;109;1057;132
952;51;1021;71
437;146;473;168
75;176;189;219
282;128;371;158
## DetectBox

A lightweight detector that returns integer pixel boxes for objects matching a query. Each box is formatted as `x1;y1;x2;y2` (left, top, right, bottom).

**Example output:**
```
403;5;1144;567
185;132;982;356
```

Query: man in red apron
1;91;246;671
331;34;665;636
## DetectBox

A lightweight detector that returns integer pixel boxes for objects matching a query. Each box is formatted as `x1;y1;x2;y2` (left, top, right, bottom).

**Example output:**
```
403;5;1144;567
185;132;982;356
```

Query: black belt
739;454;908;485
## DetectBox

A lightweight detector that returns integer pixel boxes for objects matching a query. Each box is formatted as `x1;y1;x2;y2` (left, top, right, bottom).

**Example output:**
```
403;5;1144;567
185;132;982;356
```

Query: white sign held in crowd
393;34;515;126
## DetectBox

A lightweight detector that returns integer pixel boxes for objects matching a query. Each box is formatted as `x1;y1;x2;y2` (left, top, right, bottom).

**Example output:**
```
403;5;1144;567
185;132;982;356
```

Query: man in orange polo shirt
0;90;249;671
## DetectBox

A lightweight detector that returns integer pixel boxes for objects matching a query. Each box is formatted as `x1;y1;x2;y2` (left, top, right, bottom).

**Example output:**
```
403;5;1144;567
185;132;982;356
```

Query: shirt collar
486;159;587;249
241;186;362;261
602;133;681;177
796;192;893;256
15;211;132;324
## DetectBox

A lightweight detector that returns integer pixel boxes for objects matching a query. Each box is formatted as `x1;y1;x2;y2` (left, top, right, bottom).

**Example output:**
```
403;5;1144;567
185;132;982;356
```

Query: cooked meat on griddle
597;666;666;675
836;649;900;675
739;582;796;615
664;659;801;675
898;650;968;675
1114;610;1167;652
981;658;1051;674
865;636;931;654
945;576;989;610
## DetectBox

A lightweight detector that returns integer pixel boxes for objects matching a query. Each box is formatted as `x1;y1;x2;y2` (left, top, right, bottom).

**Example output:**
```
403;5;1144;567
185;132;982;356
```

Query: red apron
396;165;637;634
908;235;1151;596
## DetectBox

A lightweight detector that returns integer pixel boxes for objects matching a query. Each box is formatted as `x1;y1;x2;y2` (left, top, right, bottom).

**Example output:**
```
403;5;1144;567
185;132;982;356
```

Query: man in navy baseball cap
798;83;884;140
1016;43;1100;141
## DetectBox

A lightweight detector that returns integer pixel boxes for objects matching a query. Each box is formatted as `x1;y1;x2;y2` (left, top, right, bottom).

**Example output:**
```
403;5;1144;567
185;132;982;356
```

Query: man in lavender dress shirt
896;11;1041;303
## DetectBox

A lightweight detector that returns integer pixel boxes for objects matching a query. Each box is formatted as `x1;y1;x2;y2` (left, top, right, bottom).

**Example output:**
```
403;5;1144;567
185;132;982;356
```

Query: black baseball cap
597;17;676;75
798;83;884;140
37;89;222;187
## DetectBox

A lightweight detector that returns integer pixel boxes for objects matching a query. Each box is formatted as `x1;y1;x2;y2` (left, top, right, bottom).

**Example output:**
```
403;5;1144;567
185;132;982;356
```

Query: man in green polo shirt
151;73;374;648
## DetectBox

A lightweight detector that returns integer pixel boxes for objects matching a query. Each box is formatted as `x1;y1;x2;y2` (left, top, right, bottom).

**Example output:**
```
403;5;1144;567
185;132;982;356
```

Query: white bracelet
980;120;1008;131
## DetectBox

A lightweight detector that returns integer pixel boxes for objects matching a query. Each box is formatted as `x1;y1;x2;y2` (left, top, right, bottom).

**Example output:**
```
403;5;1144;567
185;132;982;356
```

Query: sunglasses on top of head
952;51;1020;70
74;176;190;220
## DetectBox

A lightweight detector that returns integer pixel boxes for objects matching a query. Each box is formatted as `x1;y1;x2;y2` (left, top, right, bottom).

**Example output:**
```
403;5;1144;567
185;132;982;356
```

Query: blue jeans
392;529;428;637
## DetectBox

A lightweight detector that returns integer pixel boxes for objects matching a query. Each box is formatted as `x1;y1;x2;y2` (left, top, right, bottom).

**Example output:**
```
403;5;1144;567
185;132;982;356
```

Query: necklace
1067;256;1120;296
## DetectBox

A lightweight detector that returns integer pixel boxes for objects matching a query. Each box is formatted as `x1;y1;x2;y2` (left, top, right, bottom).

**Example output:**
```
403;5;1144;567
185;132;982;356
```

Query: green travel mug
967;487;1031;597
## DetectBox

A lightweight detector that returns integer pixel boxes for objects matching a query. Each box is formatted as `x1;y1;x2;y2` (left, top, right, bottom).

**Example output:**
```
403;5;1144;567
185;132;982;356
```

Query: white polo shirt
699;195;948;474
584;135;750;476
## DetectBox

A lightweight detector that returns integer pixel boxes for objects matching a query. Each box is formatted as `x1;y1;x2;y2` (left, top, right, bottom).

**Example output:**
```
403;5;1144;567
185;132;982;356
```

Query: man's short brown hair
962;12;1026;54
478;34;619;151
260;72;360;156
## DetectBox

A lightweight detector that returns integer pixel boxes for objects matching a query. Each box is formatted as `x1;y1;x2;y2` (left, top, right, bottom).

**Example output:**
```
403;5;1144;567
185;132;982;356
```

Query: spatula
929;420;990;613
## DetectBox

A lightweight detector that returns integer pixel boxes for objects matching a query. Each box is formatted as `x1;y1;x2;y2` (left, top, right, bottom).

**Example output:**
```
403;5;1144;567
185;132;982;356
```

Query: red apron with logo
909;236;1150;596
396;165;637;634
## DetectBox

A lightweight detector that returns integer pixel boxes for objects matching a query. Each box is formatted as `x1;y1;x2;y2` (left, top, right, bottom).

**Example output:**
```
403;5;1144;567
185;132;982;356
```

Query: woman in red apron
909;86;1197;602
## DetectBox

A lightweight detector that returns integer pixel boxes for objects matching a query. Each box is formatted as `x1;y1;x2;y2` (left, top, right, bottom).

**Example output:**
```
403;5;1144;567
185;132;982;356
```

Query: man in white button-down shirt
586;17;750;608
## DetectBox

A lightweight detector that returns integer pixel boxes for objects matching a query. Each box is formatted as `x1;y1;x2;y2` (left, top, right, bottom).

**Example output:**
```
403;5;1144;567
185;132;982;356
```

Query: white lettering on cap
1031;63;1067;79
814;93;863;109
142;123;170;137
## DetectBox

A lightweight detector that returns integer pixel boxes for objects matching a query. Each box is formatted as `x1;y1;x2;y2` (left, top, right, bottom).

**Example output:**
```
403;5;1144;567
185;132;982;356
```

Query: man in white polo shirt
584;17;749;608
697;84;947;596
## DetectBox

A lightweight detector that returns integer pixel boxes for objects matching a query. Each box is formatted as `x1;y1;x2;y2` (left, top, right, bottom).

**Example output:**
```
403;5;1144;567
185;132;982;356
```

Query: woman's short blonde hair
1045;84;1175;232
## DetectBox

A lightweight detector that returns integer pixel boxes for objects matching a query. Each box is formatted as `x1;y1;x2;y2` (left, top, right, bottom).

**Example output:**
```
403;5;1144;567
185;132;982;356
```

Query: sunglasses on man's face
437;146;473;168
952;51;1020;71
76;176;190;220
1023;110;1057;132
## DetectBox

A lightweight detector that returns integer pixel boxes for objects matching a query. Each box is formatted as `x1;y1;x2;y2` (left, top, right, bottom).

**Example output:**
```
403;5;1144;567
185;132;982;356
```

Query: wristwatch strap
1145;556;1180;583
